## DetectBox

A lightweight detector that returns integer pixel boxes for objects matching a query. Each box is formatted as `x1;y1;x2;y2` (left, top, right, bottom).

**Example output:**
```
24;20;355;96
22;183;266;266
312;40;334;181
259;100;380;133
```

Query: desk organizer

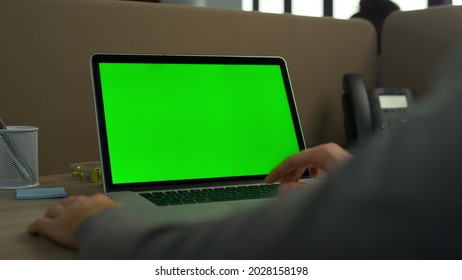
0;126;39;189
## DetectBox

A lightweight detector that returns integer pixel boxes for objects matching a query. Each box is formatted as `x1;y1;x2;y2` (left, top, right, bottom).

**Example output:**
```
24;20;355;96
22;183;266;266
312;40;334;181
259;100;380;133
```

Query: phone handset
342;73;417;146
342;74;373;143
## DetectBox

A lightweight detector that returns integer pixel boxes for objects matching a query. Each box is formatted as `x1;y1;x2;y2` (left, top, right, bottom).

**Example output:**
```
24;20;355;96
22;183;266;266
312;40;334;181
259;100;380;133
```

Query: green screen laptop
91;54;309;223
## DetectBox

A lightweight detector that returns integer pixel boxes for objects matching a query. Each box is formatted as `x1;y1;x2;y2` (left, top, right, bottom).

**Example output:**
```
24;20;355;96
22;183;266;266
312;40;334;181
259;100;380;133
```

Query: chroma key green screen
98;61;302;184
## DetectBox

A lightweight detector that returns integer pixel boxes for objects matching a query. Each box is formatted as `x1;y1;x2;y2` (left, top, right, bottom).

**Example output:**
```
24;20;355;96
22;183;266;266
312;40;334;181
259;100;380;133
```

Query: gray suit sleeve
76;50;462;259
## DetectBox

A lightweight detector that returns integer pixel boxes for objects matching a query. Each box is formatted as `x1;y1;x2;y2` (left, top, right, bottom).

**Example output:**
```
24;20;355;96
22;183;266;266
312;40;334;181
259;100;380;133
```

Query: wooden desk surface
0;174;103;259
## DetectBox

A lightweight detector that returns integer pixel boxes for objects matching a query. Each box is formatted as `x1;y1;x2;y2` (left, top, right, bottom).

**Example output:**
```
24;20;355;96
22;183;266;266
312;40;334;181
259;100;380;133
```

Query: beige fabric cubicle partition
381;5;462;97
0;0;376;175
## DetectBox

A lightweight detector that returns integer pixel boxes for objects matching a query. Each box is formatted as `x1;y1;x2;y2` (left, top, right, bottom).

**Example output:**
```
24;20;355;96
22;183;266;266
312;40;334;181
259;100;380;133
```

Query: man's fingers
59;195;87;207
280;168;305;184
265;155;297;183
45;195;89;218
28;217;53;235
266;143;351;184
266;151;314;183
27;217;79;250
45;204;64;219
27;194;118;251
309;167;319;178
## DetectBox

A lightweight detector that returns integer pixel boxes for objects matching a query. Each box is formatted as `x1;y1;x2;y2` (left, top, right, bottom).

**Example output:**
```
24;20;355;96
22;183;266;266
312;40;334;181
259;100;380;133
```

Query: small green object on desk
16;187;67;200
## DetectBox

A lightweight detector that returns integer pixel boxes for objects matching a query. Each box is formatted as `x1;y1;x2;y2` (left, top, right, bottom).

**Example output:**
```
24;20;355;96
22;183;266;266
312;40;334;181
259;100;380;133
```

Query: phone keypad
380;117;409;134
384;109;409;113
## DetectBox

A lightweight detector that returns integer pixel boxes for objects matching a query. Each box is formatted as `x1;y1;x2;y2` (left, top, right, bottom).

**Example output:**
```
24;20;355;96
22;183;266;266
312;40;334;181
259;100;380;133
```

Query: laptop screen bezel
91;54;308;192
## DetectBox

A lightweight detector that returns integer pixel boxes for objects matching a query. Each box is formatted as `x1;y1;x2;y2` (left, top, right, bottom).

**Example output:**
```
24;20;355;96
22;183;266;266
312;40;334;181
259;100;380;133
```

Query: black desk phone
342;73;416;145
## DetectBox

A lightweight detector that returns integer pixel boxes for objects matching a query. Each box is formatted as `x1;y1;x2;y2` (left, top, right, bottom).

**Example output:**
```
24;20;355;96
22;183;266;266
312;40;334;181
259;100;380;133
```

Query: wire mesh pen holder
0;126;39;189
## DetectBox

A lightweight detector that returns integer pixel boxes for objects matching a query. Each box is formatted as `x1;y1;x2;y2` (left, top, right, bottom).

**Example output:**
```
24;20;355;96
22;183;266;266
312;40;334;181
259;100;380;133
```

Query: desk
0;174;103;259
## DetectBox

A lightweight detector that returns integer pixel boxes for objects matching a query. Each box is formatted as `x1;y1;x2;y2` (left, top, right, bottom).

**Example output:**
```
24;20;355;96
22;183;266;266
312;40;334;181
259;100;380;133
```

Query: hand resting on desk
28;194;120;250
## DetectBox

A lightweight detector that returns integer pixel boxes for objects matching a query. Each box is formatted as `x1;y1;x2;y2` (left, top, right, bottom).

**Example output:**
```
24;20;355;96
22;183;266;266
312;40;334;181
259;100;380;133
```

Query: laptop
90;54;310;223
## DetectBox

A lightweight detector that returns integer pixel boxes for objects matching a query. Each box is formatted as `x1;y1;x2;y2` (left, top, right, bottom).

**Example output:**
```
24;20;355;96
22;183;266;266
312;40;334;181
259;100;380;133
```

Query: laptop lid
91;54;307;193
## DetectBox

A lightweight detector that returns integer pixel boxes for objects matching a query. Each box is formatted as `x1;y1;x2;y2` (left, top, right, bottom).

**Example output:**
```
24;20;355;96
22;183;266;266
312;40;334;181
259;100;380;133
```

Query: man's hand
28;193;120;250
265;143;352;193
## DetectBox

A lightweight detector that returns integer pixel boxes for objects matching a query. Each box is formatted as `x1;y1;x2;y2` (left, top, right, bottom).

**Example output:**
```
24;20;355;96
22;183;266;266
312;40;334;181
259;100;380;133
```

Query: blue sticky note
16;187;67;200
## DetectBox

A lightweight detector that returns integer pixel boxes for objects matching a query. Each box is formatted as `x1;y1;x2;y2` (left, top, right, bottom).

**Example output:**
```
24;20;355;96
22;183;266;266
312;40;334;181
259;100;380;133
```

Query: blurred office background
161;0;461;17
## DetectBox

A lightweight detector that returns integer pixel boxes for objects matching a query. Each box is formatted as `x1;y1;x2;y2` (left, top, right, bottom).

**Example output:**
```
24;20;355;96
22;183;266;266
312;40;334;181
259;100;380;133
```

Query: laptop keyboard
139;184;279;206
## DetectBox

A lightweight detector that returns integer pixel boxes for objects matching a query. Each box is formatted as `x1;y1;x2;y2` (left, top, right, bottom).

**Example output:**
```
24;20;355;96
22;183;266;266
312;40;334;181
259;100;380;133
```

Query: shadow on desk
0;174;103;259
